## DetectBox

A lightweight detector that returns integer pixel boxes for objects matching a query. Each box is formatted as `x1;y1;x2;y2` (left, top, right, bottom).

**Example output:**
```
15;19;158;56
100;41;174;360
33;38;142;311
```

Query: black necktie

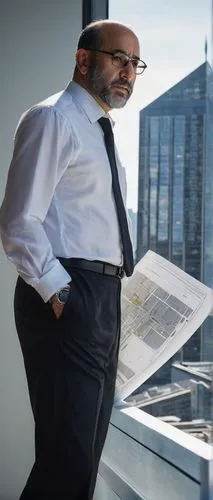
98;117;134;277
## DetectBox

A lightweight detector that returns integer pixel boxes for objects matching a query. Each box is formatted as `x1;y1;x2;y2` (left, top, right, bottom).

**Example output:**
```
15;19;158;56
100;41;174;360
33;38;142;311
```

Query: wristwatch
50;285;71;305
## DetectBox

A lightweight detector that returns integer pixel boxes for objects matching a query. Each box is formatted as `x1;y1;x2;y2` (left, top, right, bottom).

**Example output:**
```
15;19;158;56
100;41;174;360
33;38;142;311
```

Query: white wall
0;2;82;498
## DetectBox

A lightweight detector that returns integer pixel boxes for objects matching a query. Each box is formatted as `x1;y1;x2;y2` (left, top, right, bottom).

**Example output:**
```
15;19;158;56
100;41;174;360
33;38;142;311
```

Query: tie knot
98;117;113;137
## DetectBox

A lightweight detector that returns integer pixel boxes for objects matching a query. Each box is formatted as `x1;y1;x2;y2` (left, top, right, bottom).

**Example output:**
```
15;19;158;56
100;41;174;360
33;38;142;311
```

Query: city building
137;61;212;368
127;381;192;420
202;44;213;360
127;377;212;423
172;361;213;384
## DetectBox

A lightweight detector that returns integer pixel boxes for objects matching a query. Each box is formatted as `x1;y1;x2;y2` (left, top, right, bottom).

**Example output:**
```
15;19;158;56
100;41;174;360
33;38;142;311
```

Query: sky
109;0;212;210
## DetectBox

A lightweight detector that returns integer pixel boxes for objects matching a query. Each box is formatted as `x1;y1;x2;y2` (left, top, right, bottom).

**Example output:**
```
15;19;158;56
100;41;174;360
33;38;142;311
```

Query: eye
112;54;126;65
131;59;139;68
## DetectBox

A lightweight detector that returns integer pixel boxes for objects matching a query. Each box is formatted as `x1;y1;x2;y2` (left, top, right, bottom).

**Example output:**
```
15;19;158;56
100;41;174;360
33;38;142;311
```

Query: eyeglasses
88;49;147;75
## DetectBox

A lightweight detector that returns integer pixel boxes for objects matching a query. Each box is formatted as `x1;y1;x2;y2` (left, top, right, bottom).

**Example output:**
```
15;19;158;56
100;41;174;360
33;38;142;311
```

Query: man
0;19;146;500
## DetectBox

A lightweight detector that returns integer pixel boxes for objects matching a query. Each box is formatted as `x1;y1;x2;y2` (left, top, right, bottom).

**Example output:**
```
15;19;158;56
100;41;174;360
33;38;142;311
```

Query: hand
52;301;65;319
50;285;71;319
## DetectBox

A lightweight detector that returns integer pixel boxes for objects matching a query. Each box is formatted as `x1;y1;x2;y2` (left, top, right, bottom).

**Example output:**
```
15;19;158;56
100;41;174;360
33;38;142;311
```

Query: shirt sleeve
0;105;76;302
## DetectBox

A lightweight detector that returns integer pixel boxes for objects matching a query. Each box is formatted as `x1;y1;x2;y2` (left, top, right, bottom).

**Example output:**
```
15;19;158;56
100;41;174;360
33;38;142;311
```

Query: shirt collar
66;81;115;127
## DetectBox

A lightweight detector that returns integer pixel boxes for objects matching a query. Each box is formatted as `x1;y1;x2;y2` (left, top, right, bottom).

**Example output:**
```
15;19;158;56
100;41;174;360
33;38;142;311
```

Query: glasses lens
112;52;129;68
112;52;146;75
136;62;147;75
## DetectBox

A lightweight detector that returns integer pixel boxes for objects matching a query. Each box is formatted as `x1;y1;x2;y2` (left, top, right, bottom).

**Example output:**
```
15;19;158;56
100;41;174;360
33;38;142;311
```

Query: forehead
100;25;140;58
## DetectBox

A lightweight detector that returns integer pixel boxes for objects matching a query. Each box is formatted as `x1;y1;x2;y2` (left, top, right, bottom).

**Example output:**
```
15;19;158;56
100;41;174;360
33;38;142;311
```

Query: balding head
77;20;139;54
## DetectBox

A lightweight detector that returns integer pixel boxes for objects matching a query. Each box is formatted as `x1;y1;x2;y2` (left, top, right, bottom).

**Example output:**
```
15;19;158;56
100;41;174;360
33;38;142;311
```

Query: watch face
58;289;70;304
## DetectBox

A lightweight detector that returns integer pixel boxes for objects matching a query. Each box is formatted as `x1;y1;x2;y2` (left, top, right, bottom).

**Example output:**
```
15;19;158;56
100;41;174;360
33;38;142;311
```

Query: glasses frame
87;49;147;75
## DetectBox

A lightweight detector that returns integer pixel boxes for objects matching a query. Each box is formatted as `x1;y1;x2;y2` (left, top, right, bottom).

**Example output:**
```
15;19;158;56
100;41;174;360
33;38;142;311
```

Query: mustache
111;78;133;94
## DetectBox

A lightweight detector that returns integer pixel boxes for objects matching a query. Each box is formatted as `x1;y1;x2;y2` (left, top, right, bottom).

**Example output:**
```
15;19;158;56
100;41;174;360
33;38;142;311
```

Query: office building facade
137;62;211;364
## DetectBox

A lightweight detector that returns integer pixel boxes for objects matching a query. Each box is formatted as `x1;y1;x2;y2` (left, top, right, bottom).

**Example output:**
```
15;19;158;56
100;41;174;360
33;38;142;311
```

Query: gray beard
89;65;131;109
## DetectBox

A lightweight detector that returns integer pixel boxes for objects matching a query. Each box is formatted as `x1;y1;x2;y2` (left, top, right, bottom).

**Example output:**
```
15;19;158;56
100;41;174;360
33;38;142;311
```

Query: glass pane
110;0;213;458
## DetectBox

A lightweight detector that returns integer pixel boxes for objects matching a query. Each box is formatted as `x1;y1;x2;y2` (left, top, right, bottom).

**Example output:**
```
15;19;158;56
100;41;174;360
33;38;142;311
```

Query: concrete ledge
94;407;213;500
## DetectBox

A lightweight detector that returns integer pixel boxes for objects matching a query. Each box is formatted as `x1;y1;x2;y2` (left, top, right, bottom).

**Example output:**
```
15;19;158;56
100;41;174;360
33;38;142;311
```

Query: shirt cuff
34;262;72;302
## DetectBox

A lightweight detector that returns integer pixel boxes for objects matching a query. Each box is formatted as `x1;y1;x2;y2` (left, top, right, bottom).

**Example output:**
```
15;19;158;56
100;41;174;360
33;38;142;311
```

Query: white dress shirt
0;82;128;302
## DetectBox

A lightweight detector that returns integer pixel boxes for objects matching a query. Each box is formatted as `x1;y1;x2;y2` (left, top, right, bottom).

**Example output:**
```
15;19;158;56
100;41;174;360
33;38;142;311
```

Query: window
110;0;213;449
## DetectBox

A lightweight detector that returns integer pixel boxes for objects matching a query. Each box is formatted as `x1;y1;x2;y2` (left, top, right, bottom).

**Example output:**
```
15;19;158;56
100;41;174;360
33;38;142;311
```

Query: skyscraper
137;62;210;365
203;32;213;360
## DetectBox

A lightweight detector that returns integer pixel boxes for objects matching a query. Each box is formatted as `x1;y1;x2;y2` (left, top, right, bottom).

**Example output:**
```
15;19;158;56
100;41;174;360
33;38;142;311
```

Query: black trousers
14;267;121;500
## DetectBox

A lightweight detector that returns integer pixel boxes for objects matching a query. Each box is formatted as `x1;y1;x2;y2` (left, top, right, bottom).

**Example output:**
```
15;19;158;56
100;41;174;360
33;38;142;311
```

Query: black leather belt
58;257;124;278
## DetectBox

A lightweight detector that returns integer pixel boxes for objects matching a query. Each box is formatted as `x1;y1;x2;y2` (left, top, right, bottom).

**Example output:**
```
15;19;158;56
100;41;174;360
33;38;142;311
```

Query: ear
75;49;90;76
